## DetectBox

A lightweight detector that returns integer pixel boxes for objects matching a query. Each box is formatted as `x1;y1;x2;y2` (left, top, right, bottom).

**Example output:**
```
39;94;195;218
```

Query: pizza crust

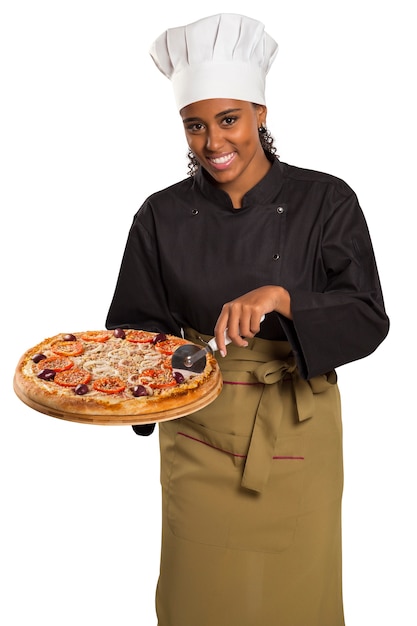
14;331;222;425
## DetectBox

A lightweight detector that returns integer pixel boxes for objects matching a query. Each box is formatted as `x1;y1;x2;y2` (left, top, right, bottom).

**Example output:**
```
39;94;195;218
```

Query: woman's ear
255;104;267;128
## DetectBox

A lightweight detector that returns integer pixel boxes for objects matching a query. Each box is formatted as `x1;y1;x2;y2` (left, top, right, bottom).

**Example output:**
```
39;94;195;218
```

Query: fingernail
220;350;226;358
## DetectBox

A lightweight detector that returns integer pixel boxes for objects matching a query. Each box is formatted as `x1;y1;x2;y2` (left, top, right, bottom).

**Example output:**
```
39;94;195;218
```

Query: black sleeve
106;202;179;437
105;201;182;336
280;183;389;379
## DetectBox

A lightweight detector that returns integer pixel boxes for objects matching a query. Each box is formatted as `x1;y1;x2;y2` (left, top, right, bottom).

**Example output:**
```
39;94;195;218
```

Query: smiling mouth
207;152;236;169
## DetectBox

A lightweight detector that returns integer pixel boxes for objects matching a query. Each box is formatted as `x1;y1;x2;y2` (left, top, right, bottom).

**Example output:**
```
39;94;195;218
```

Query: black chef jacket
106;156;389;380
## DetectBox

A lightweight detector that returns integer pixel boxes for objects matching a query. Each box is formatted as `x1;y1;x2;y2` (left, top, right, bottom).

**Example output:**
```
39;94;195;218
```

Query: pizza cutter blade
171;342;213;375
171;315;265;375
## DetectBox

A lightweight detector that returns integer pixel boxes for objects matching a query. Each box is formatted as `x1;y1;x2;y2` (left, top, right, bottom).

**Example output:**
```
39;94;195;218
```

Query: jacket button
273;253;280;260
191;209;199;215
276;206;284;214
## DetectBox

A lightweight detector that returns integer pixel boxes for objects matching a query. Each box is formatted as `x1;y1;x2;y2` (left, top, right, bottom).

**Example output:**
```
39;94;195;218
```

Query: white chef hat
149;13;278;110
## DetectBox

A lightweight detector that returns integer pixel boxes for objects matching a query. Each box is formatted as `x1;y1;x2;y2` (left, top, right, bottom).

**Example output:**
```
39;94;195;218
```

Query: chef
106;13;389;626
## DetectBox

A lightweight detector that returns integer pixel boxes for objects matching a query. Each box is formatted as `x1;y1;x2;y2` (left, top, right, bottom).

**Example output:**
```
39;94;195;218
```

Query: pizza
13;329;222;425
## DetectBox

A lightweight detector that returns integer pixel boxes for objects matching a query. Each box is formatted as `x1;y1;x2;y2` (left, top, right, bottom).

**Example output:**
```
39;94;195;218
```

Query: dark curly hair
186;126;278;176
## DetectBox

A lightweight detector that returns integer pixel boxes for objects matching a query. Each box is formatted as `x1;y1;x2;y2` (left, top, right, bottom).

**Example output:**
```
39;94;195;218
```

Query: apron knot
252;358;297;385
252;358;315;423
242;359;334;493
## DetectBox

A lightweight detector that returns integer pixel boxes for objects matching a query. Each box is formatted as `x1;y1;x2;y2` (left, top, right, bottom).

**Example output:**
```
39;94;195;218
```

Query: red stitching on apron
223;381;263;386
223;376;291;385
177;432;304;461
177;431;247;458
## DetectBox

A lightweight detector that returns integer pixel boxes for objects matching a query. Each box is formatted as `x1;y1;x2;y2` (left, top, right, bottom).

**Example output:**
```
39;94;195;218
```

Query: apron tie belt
182;330;336;495
240;358;316;493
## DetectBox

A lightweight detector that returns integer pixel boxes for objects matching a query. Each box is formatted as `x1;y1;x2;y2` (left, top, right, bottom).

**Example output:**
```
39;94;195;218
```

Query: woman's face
181;99;268;192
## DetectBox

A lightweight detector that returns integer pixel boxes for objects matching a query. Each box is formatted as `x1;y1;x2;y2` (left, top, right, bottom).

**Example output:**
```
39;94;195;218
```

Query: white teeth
210;153;234;164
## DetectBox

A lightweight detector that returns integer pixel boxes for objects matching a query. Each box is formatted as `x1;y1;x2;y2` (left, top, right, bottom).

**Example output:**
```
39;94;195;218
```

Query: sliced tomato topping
125;330;154;343
155;338;188;355
140;368;164;377
81;331;113;343
37;356;74;372
54;368;92;387
51;340;84;357
142;368;177;389
149;379;177;389
93;376;126;394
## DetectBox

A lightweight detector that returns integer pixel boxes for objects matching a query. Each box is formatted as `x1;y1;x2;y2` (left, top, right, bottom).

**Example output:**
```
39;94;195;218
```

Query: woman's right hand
214;285;292;356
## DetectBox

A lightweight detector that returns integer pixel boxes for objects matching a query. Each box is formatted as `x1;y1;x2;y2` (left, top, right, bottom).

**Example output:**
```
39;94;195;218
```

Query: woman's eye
222;116;237;126
187;123;204;132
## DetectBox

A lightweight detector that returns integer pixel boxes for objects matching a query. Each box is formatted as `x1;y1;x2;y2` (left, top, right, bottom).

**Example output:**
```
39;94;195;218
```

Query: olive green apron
156;331;345;626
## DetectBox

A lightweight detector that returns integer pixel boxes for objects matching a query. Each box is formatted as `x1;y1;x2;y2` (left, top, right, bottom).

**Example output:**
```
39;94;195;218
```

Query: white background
1;1;415;624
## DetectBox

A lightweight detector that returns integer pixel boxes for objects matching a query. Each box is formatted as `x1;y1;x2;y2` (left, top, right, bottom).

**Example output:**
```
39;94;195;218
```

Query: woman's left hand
213;285;292;356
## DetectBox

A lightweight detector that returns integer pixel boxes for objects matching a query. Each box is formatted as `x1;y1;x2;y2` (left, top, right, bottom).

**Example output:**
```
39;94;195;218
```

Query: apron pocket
165;425;305;553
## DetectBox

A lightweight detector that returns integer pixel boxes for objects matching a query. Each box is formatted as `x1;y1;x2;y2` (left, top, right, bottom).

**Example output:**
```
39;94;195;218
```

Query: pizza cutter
171;315;265;375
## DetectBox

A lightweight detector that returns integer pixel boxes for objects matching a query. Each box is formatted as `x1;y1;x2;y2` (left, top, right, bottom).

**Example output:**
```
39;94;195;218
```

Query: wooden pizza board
13;368;223;426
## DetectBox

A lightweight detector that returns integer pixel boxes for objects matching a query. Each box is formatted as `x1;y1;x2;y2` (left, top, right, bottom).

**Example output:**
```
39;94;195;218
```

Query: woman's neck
217;151;272;209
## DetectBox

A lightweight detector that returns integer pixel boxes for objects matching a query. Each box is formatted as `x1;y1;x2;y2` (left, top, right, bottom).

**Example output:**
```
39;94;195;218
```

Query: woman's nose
206;126;224;151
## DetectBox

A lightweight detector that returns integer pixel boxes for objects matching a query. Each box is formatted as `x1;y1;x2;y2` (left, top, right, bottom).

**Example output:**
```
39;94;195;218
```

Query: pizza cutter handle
207;315;265;352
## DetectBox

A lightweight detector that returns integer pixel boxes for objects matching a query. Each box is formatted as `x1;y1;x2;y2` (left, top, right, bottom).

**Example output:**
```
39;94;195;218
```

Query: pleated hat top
149;13;278;110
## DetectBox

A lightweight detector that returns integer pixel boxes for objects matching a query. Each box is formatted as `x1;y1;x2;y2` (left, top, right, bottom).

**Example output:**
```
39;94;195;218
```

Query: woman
106;13;389;626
